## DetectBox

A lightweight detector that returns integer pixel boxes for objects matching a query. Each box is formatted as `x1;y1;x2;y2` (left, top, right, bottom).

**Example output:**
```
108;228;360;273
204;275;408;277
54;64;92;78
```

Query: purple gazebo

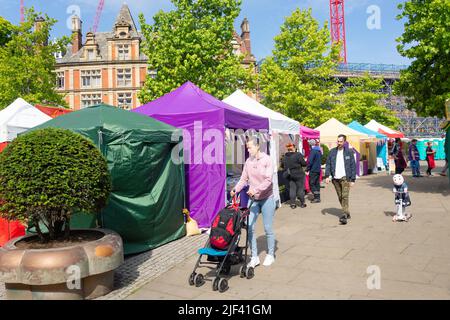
133;81;269;228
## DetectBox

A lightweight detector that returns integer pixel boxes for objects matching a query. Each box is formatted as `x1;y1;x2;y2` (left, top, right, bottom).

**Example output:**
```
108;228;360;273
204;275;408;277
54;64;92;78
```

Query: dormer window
114;20;131;39
117;44;130;60
87;49;95;60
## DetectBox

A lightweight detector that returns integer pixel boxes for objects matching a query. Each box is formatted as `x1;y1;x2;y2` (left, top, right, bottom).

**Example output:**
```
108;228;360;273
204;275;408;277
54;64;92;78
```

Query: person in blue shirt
408;139;422;177
306;139;322;203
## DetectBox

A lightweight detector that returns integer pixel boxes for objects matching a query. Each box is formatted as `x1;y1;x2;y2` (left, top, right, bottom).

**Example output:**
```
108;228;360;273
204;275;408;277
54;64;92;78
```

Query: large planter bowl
0;228;123;300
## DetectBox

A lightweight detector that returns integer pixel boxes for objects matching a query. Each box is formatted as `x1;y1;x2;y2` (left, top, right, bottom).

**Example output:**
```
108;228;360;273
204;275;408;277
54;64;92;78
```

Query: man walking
325;134;356;225
408;139;422;177
306;139;322;203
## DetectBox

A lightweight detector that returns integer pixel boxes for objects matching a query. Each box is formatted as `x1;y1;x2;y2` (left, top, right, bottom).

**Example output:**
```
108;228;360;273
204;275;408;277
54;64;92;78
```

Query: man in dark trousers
325;134;356;225
306;139;322;203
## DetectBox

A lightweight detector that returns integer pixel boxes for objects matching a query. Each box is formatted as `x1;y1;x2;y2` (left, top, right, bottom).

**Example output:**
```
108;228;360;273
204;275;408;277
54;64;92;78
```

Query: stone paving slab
99;233;208;300
127;161;450;300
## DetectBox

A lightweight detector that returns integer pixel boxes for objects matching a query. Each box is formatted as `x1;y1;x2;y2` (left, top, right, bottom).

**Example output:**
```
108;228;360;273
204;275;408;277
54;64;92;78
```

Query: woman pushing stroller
230;136;276;268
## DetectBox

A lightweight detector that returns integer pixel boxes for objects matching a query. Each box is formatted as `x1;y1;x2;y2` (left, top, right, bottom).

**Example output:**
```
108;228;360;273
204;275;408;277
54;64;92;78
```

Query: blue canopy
348;120;388;167
348;121;387;140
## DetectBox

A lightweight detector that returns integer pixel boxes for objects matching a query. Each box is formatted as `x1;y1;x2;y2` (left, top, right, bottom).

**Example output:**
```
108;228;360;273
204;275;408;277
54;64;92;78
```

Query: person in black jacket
306;139;322;203
282;143;307;209
325;134;356;225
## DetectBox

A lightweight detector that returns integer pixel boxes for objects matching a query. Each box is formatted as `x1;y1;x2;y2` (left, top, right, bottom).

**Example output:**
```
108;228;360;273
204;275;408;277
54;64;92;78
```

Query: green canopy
33;104;186;254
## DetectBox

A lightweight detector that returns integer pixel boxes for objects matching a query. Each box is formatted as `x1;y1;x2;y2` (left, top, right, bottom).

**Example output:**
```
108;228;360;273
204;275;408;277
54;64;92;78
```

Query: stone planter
0;228;123;300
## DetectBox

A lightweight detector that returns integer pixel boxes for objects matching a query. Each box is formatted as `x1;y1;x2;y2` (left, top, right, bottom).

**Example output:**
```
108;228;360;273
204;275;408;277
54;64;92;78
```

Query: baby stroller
188;195;254;293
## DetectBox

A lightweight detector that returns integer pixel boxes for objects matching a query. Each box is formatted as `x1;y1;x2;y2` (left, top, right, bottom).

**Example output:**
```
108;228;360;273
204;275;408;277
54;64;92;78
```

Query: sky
0;0;410;65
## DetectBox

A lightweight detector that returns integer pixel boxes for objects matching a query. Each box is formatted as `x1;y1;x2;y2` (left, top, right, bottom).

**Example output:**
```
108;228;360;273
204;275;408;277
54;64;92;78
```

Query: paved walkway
126;161;450;300
1;161;449;300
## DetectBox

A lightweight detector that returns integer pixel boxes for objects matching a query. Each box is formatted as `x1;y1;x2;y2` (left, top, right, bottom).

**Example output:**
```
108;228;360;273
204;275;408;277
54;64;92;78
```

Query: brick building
56;4;256;110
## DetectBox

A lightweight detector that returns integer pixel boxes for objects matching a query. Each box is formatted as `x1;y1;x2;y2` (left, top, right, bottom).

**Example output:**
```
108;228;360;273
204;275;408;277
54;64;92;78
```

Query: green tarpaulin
33;104;186;254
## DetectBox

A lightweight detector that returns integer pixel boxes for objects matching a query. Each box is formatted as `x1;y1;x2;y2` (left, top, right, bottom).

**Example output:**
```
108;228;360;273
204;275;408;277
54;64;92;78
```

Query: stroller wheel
188;272;196;286
239;265;246;278
194;273;205;287
245;267;255;279
218;278;229;293
212;277;220;291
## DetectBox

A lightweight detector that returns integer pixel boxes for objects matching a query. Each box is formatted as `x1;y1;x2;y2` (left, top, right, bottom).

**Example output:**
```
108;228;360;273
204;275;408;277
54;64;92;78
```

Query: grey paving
1;160;449;300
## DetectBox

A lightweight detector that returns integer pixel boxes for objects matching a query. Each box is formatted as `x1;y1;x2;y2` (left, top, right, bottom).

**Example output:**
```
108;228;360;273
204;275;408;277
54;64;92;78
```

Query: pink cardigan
234;152;273;200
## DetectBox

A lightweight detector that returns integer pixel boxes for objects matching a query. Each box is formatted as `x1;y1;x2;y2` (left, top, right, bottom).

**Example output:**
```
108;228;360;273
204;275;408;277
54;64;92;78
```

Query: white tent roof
0;98;52;143
365;119;398;134
223;90;300;135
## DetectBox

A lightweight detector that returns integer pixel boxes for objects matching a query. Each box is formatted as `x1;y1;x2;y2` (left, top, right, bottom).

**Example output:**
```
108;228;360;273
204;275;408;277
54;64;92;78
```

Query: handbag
283;168;291;179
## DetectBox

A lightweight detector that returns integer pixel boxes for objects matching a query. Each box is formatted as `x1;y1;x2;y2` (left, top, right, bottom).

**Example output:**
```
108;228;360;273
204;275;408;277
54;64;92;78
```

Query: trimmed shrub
0;128;111;242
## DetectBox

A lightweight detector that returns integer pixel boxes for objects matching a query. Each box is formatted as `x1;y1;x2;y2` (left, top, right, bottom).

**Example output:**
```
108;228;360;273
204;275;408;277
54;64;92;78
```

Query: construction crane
20;0;24;23
92;0;105;33
329;0;347;64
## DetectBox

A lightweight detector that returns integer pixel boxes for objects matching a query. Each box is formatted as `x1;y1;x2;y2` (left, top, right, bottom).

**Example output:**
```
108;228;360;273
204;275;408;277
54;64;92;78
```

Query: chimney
71;15;83;54
240;18;251;56
34;16;45;32
34;16;48;45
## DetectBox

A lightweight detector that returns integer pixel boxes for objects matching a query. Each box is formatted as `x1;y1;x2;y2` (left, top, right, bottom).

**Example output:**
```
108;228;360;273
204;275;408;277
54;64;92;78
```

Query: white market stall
0;98;52;143
223;90;301;206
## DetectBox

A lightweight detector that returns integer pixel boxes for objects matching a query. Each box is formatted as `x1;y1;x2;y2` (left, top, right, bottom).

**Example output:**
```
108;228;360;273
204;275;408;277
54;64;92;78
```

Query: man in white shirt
325;134;356;225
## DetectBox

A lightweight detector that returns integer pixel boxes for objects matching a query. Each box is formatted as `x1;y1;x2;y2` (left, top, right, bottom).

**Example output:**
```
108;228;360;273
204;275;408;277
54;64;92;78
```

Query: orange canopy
35;105;72;118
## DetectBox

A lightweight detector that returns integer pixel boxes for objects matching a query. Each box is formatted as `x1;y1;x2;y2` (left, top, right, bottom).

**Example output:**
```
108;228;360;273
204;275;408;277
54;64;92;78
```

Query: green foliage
0;16;13;46
335;73;401;129
395;0;450;117
0;8;70;110
259;8;341;128
320;144;329;165
0;128;111;242
138;0;255;102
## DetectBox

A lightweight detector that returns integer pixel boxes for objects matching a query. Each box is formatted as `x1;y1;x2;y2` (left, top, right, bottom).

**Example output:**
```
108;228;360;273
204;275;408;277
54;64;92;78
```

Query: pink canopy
300;125;320;139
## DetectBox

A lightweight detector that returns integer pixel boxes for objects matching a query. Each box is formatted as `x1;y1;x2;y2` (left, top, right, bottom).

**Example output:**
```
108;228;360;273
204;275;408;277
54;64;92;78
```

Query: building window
117;68;132;87
147;70;157;79
81;93;102;108
87;49;95;60
117;44;130;60
117;92;132;110
56;71;65;89
81;70;101;88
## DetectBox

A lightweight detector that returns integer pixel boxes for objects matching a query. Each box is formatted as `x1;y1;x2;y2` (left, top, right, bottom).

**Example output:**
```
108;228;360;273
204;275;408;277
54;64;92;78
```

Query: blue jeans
410;160;420;176
248;196;276;257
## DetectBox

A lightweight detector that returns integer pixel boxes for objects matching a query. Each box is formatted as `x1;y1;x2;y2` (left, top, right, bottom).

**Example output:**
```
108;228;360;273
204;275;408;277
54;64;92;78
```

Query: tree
395;0;450;118
0;9;70;109
0;17;13;46
138;0;255;103
334;73;401;129
0;128;111;242
259;8;341;128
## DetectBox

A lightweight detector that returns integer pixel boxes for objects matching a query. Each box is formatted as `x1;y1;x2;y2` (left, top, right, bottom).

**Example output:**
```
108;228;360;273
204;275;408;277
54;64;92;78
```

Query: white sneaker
247;256;260;268
263;254;275;266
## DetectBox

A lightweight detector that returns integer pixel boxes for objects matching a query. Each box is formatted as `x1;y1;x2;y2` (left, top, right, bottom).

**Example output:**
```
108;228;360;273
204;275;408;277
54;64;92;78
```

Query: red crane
329;0;347;64
20;0;24;23
92;0;105;33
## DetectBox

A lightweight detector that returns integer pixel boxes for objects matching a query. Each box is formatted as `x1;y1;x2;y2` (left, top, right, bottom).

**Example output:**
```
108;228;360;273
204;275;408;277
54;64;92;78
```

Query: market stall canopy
134;82;269;228
300;125;320;139
223;89;299;135
33;104;186;254
315;118;371;152
348;121;387;140
135;82;269;131
35;105;73;118
0;98;52;143
365;119;405;138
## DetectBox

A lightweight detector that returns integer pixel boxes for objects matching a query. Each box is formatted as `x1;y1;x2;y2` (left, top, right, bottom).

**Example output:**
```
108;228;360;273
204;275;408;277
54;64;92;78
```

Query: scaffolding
256;61;445;137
